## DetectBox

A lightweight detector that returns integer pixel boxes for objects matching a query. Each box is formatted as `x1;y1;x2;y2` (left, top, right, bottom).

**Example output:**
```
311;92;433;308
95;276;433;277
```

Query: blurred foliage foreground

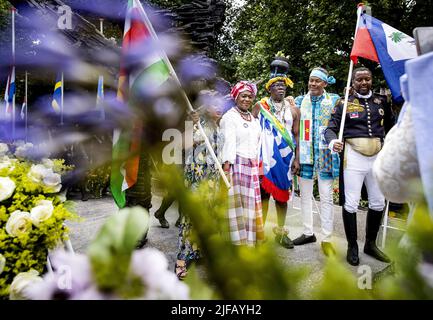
156;164;433;300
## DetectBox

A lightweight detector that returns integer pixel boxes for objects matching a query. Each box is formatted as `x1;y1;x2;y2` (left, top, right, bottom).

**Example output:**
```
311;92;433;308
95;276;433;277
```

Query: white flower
131;248;190;300
6;211;32;237
0;156;15;172
9;270;43;300
0;254;5;275
28;164;49;184
0;143;9;156
418;262;433;288
30;200;54;226
42;158;55;169
0;177;16;202
14;142;34;160
42;172;62;193
58;190;67;203
28;164;62;193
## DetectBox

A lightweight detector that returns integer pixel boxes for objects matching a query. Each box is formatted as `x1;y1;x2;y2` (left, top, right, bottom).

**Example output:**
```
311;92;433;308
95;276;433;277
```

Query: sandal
175;260;188;280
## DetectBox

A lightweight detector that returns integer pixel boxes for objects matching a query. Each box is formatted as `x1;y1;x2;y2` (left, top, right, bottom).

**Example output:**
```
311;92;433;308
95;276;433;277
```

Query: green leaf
87;206;149;293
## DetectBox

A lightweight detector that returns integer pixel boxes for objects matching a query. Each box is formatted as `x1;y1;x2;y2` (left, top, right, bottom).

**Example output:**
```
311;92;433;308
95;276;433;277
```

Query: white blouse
220;108;261;164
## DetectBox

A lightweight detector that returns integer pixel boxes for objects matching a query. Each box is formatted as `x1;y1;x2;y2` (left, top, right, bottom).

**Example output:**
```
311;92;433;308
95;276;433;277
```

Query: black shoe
364;241;390;263
347;243;360;266
155;210;169;229
364;208;391;263
136;235;148;249
321;241;336;257
293;234;317;246
342;208;360;266
275;234;294;249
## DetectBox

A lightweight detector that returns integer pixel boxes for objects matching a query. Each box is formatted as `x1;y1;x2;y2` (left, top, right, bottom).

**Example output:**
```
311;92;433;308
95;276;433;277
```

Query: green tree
224;0;433;96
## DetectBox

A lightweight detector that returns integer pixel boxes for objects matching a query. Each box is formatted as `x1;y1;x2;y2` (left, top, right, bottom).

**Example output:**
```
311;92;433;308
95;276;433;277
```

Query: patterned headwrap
230;81;258;100
309;69;336;84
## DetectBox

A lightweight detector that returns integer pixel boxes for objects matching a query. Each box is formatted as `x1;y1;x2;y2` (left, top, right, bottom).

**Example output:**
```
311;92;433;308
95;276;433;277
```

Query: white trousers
344;143;385;213
299;177;334;242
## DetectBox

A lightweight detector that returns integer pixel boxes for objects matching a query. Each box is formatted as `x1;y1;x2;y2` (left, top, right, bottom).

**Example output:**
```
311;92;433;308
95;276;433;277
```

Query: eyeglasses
271;83;287;89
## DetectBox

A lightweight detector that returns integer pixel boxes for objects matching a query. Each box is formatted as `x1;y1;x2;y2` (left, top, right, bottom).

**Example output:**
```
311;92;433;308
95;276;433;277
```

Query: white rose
9;270;43;300
58;190;67;203
0;159;11;171
0;177;16;202
41;158;55;169
42;172;62;193
14;142;34;160
0;254;5;275
30;201;54;226
28;164;49;184
6;211;32;237
0;143;9;156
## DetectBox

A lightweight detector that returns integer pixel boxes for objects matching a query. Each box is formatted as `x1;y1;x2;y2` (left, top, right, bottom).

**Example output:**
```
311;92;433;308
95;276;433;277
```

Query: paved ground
67;192;405;297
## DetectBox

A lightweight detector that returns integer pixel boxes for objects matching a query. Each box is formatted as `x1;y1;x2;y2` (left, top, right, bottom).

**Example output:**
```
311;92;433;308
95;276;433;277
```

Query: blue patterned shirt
295;93;340;180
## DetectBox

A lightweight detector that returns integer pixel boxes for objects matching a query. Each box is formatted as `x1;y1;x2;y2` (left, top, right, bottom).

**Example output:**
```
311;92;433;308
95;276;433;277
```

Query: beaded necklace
235;106;252;122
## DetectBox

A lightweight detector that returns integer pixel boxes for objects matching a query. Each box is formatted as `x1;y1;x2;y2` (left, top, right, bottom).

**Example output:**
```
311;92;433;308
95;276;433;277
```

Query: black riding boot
342;208;359;266
364;208;391;263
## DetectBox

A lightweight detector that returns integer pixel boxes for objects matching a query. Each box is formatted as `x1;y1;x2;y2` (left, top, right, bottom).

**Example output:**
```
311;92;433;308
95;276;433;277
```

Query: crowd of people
167;56;401;279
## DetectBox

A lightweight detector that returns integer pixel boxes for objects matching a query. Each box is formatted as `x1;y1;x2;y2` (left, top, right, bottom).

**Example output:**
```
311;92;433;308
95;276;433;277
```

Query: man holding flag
323;5;411;265
325;67;394;266
252;56;299;249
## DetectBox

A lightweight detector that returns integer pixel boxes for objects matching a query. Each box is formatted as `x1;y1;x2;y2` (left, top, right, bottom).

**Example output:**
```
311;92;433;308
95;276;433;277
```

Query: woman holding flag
221;81;264;246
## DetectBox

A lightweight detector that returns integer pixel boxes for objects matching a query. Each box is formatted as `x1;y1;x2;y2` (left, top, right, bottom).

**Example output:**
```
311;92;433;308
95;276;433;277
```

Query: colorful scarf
299;91;335;166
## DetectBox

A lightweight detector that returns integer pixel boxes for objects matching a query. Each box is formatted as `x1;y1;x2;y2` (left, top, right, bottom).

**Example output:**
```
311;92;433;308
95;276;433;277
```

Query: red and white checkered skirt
227;155;264;246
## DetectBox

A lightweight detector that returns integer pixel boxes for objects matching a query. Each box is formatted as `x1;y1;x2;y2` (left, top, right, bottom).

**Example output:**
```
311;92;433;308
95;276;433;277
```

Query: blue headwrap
310;69;336;85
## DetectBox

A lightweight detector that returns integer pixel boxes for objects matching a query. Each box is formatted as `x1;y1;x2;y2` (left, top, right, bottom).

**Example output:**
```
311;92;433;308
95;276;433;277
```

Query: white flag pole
60;72;64;125
25;71;28;142
135;0;230;188
338;4;364;141
99;19;105;120
99;18;104;35
11;7;16;140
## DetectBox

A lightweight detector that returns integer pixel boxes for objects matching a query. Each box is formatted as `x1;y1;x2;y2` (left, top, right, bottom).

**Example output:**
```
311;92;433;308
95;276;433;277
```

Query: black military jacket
324;93;395;144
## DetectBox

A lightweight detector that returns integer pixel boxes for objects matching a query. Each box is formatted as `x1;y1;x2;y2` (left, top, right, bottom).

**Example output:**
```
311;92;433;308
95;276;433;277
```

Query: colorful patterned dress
177;119;222;264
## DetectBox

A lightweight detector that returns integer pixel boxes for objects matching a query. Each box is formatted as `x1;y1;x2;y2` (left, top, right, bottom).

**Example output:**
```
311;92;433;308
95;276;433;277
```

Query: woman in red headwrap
220;81;265;246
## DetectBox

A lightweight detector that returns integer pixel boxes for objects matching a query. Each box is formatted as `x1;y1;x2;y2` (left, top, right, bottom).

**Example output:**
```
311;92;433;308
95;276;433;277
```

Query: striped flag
300;119;310;142
51;73;62;113
96;75;105;119
350;13;417;102
20;99;26;120
4;67;15;116
110;0;170;208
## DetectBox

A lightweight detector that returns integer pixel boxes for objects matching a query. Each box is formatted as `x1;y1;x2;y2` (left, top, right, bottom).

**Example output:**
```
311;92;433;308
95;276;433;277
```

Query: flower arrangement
0;142;76;299
20;207;189;300
85;164;111;199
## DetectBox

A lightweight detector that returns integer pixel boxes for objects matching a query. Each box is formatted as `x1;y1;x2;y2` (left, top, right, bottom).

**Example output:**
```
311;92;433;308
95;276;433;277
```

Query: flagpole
60;72;64;125
11;7;16;140
99;19;105;120
99;18;104;35
338;4;364;141
25;71;28;142
136;0;230;188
